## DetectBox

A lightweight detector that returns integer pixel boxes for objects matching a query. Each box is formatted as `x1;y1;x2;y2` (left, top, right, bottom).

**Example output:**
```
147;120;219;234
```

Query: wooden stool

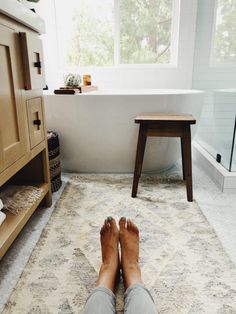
131;113;196;202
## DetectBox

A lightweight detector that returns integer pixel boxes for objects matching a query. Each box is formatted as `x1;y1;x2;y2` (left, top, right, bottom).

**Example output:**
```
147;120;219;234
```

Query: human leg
124;284;157;314
83;286;116;314
83;217;119;314
119;218;157;314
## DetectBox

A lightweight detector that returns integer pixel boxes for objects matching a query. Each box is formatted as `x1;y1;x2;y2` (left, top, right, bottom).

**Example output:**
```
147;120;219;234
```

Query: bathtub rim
44;89;204;97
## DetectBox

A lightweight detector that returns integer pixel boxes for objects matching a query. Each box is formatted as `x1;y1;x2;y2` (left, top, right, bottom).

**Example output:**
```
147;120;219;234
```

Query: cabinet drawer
27;97;45;149
20;32;45;90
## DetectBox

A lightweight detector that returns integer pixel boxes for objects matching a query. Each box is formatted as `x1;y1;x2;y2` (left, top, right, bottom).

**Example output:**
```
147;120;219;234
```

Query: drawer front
27;97;45;149
20;32;45;90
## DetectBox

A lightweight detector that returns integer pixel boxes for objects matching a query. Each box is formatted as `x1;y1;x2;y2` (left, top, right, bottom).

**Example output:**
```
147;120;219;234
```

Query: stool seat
131;112;195;202
135;112;196;123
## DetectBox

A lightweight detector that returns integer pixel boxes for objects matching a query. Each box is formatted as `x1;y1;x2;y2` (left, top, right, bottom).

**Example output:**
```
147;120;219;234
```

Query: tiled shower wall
192;0;236;171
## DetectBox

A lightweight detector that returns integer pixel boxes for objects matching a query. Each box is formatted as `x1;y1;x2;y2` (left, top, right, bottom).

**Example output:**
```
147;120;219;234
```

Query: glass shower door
229;114;236;172
213;90;236;171
192;0;236;172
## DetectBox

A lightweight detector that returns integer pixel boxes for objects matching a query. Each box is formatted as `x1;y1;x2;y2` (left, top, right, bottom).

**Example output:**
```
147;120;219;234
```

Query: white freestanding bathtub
44;89;204;172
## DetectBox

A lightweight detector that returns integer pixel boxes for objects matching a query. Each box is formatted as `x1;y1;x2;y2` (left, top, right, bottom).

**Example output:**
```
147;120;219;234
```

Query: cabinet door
27;97;45;149
20;32;45;90
0;25;27;172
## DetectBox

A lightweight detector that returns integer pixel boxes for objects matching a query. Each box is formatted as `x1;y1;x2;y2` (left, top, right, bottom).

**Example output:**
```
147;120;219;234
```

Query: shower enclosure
193;0;236;172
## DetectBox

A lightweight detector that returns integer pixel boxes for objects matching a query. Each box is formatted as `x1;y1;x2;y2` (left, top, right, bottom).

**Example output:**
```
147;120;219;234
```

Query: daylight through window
211;0;236;64
55;0;178;68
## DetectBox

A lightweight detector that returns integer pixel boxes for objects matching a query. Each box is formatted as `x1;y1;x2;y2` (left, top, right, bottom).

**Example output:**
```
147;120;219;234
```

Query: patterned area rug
3;174;236;314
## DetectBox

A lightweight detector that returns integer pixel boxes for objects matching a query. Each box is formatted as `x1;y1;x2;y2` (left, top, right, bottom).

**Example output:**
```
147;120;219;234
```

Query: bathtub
44;89;204;172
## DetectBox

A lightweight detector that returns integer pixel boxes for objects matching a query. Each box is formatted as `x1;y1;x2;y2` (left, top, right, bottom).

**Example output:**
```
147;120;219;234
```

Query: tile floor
0;162;236;312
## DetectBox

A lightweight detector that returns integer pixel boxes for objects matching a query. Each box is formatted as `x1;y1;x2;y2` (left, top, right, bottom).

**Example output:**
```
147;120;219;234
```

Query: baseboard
193;141;236;192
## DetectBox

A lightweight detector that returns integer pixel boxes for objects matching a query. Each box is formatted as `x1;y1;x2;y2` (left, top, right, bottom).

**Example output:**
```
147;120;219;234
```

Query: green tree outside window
66;0;173;67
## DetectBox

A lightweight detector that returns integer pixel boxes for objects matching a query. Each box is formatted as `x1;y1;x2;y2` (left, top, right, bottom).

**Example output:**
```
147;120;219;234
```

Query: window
55;0;179;68
211;0;236;65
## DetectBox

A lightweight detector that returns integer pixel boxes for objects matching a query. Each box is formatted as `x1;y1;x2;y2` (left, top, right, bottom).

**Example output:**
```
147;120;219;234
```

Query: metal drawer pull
33;119;41;126
34;61;42;68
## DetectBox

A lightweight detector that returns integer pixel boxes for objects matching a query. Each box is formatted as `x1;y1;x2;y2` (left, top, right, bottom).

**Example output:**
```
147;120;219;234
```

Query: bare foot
119;217;143;289
96;217;120;292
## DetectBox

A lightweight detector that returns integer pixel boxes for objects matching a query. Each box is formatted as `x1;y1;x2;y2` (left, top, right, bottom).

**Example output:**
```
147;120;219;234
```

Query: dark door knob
33;119;41;126
34;61;42;68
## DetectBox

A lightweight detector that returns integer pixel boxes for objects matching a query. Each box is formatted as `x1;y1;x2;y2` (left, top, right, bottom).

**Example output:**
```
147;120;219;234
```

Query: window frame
210;0;236;68
53;0;181;69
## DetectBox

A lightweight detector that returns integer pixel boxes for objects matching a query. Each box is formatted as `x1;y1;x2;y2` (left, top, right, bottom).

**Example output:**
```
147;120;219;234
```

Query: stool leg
132;124;147;197
181;138;186;180
182;126;193;202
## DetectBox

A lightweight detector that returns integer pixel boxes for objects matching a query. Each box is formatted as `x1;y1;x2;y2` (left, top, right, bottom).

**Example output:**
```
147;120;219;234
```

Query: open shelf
0;183;49;259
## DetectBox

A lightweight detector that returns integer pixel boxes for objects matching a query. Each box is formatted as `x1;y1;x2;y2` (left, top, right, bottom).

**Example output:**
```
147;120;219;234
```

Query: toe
103;219;109;231
119;217;126;230
109;217;117;230
127;219;139;234
131;221;139;235
100;225;105;235
127;219;132;231
107;216;113;222
105;219;110;230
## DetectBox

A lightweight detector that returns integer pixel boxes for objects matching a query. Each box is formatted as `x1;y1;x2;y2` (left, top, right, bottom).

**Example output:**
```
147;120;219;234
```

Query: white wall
31;0;198;90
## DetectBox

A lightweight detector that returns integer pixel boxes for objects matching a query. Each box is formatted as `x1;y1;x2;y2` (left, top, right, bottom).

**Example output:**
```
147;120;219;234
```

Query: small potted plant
64;73;82;89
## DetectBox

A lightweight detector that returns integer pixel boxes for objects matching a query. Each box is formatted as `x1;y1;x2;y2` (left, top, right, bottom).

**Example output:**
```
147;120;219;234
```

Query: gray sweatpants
83;284;157;314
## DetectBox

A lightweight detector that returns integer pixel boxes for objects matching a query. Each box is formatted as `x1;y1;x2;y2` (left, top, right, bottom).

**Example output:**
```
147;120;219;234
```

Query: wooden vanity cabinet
0;24;28;172
27;97;45;149
0;12;52;260
20;31;45;90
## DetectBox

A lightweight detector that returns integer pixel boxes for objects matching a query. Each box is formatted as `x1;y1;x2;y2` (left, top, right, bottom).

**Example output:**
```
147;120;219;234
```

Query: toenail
107;216;112;222
121;217;126;221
